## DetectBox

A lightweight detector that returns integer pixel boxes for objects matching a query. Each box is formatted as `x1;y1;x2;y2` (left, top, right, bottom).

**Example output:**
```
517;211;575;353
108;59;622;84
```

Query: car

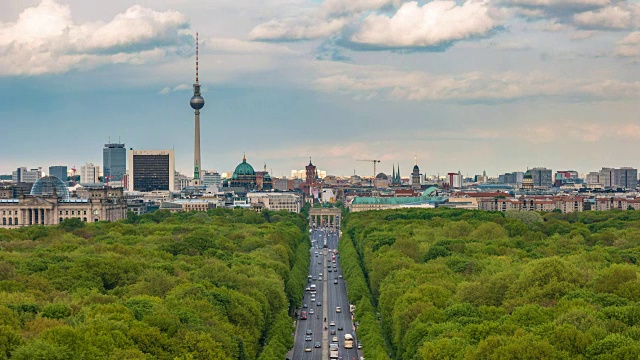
309;308;314;314
338;275;343;279
319;273;323;277
336;307;341;313
332;336;338;342
307;275;312;279
329;321;336;326
318;261;321;264
305;347;312;352
314;251;318;254
357;341;362;349
303;303;308;308
333;264;337;268
334;279;338;284
317;302;322;306
314;341;321;348
305;335;312;341
306;330;313;335
331;328;336;335
319;277;322;281
312;277;317;281
305;287;310;291
328;268;332;272
338;325;343;331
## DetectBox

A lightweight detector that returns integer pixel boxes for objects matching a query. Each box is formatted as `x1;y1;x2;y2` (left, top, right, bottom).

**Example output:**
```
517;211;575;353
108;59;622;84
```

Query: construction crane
357;159;381;188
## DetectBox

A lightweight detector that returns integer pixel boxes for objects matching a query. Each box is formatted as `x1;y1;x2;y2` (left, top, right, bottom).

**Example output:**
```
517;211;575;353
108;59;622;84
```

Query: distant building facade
48;166;67;183
80;163;100;184
103;143;126;182
529;167;553;187
128;150;175;192
0;177;126;228
202;171;222;188
247;193;302;213
12;167;42;184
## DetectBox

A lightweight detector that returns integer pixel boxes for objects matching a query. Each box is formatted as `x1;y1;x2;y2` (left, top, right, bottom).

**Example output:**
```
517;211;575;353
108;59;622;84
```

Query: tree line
0;208;309;360
343;208;640;359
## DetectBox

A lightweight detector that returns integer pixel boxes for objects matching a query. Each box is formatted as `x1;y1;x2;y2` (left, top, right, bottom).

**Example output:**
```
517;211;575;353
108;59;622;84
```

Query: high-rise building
202;171;222;188
529;167;553;187
48;166;67;183
190;33;205;186
12;167;43;184
599;167;637;189
128;150;175;192
80;163;100;184
103;143;126;182
447;172;463;189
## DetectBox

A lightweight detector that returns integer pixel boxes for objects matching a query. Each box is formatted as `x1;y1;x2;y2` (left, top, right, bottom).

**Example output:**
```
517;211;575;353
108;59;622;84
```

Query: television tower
190;33;205;185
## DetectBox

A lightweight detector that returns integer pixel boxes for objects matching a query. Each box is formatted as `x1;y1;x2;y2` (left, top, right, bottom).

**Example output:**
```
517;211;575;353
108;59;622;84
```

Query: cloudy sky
0;0;638;178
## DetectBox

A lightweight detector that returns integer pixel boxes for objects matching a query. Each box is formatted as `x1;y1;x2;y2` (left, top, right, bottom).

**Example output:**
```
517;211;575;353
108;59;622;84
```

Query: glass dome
30;176;70;199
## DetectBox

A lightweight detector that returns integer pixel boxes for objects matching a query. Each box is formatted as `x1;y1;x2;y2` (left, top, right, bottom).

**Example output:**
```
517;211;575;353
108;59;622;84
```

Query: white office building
12;167;43;184
247;192;302;213
80;163;101;184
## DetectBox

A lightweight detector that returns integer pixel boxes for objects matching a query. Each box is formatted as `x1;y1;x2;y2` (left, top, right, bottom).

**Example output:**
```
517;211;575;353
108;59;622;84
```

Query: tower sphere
190;95;205;110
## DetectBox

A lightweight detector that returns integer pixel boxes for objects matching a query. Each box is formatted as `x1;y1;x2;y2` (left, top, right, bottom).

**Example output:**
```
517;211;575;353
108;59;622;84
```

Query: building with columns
308;207;341;229
0;176;126;228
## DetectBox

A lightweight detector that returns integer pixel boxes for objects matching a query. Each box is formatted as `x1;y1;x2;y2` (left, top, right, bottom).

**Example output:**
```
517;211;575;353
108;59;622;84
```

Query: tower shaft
194;109;201;181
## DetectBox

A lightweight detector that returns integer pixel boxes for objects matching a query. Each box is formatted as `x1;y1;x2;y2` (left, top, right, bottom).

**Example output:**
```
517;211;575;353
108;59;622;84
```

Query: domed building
30;176;70;200
226;154;272;191
374;173;390;188
521;170;535;190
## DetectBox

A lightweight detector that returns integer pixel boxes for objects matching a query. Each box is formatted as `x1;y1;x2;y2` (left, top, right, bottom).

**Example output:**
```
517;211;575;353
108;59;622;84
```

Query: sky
0;0;638;178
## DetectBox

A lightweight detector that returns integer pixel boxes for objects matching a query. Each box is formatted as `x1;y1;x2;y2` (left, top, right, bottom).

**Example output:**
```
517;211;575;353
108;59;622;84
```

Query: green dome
523;170;533;179
232;155;255;179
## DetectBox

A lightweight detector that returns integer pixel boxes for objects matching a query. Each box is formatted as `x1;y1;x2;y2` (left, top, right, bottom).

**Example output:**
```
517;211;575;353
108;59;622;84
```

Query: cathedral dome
376;173;388;180
30;176;70;199
413;165;419;172
232;155;255;179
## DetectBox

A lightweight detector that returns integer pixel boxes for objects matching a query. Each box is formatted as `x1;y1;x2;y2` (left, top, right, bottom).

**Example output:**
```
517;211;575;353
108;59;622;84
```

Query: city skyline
0;0;639;176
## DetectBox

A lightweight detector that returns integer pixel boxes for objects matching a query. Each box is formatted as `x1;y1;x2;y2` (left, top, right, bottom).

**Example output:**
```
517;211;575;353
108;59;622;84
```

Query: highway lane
290;227;361;360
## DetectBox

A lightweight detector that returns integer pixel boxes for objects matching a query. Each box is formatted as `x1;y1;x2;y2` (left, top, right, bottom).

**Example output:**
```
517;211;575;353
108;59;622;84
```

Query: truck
329;344;339;358
344;334;354;349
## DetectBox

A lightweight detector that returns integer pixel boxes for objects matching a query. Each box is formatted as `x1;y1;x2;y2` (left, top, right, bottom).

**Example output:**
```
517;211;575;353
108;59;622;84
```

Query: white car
336;307;341;313
332;336;338;342
329;321;336;326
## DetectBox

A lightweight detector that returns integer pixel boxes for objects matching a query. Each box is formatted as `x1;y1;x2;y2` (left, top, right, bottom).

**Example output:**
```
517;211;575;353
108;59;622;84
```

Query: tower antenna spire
196;32;199;84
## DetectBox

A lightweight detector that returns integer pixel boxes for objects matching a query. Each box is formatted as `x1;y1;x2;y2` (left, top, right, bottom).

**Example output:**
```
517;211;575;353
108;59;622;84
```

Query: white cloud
615;31;640;57
320;0;404;16
0;0;190;76
248;17;349;41
573;6;633;29
350;1;502;49
207;37;298;55
311;62;640;102
504;0;615;9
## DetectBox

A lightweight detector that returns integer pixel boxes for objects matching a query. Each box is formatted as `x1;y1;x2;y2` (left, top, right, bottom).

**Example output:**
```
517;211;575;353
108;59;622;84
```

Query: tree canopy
0;208;309;360
343;208;640;360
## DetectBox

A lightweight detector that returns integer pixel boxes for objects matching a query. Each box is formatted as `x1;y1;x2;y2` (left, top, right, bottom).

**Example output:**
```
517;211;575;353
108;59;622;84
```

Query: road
289;227;361;360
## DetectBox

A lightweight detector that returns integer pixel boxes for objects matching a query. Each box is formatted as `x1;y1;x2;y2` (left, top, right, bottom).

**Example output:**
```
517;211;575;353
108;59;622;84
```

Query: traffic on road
288;226;362;360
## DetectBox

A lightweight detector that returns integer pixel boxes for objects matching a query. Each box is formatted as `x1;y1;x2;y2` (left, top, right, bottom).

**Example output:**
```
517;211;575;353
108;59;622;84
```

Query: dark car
305;335;312;341
357;340;362;349
306;329;313;335
303;303;308;308
331;329;336;335
317;301;322;306
338;325;343;331
314;341;321;348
